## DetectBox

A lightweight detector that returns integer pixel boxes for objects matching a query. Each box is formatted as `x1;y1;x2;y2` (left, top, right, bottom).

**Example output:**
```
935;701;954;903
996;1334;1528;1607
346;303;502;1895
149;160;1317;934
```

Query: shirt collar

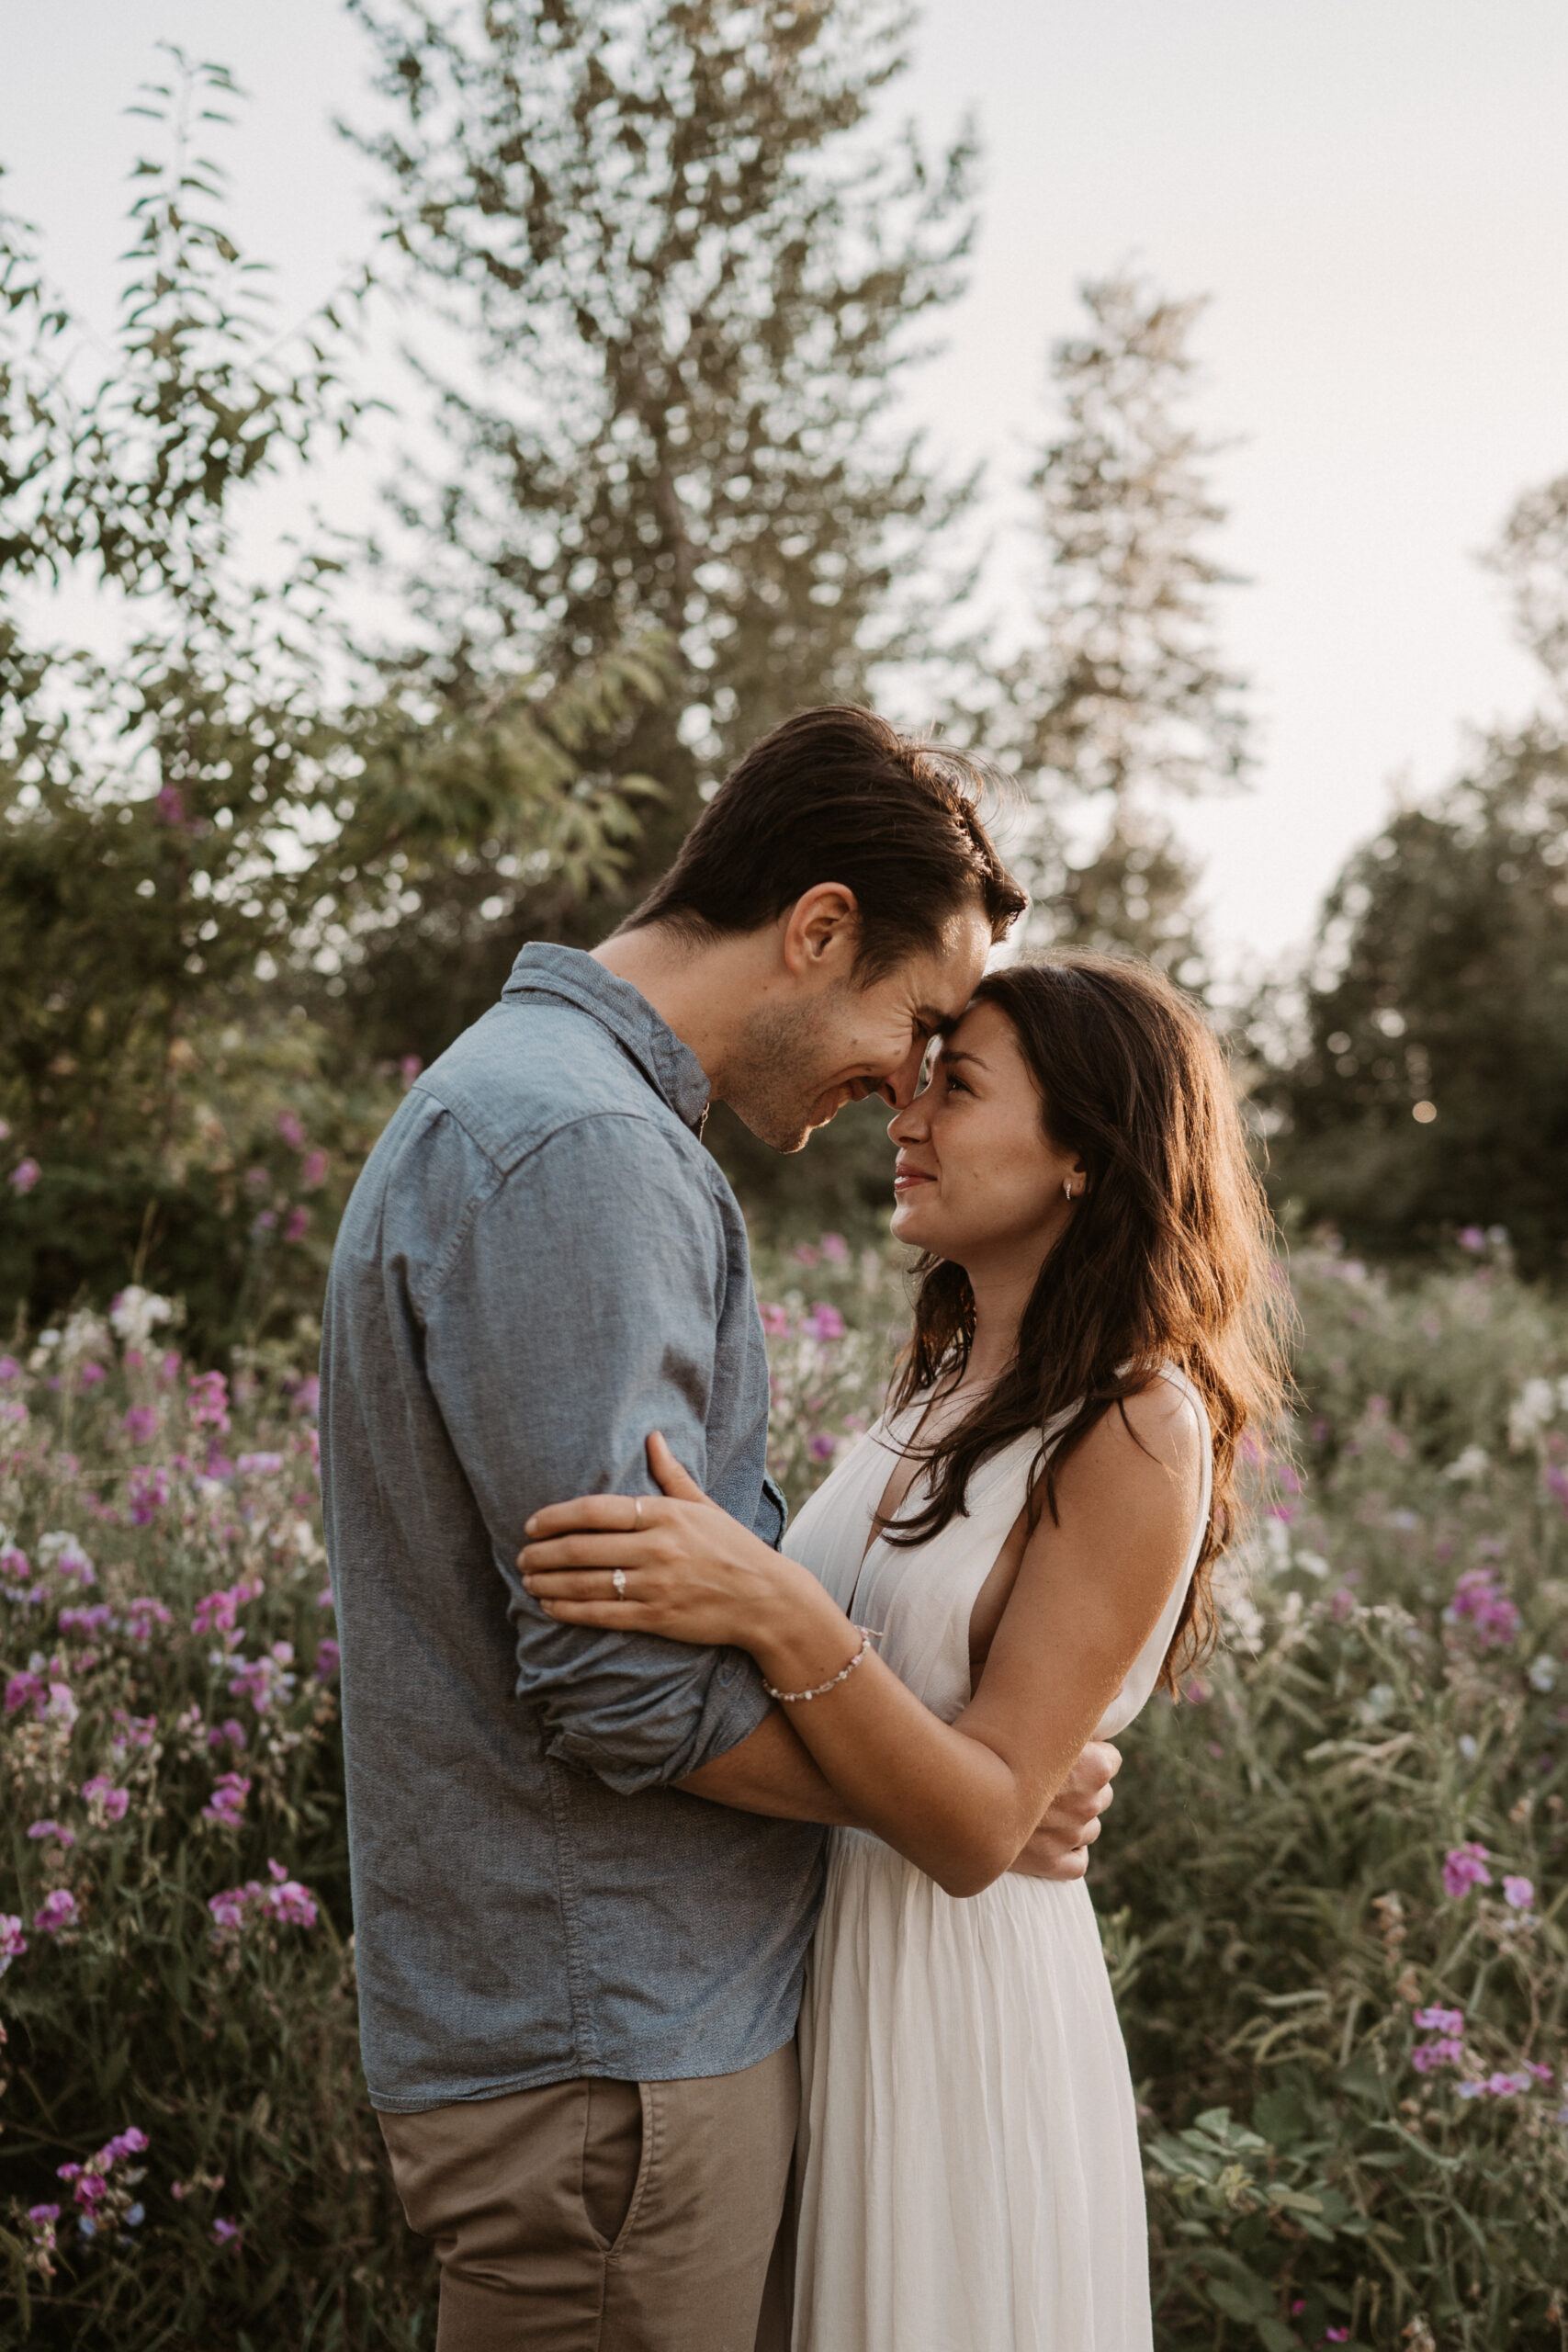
502;943;712;1134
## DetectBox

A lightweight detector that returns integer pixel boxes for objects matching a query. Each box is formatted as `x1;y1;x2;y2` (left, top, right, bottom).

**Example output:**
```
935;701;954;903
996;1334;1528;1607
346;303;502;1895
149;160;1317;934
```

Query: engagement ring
612;1568;627;1599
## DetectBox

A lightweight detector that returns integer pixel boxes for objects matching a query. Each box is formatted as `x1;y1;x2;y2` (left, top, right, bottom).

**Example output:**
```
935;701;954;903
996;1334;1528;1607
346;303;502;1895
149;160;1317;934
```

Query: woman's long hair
886;955;1291;1690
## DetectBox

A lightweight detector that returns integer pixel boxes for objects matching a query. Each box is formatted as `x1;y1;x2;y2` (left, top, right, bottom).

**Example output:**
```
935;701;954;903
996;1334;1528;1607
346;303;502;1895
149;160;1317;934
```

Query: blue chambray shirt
321;944;826;2113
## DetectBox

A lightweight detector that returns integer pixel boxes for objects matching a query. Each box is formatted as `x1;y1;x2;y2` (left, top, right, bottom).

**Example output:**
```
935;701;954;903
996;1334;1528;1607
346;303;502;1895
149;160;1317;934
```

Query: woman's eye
944;1073;969;1095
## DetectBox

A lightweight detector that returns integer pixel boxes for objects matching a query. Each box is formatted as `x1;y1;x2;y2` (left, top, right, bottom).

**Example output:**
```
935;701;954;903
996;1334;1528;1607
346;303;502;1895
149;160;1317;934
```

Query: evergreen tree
999;273;1249;979
1260;727;1568;1278
344;0;976;1025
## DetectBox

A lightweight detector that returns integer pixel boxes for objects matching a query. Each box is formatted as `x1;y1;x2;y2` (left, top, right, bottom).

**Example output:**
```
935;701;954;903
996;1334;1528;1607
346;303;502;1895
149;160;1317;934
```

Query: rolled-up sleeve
422;1114;773;1794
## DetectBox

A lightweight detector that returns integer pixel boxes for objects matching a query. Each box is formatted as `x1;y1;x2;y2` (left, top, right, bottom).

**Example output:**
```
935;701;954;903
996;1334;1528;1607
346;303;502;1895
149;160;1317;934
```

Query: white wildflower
1441;1445;1490;1483
109;1285;176;1351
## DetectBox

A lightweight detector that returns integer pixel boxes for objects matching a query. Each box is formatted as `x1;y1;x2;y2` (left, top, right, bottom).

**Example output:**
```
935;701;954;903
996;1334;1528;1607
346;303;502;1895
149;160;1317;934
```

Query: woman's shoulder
1105;1369;1207;1476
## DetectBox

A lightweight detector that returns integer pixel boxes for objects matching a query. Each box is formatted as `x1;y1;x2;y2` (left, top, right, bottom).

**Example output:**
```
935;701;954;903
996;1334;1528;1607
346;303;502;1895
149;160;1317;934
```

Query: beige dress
782;1370;1213;2352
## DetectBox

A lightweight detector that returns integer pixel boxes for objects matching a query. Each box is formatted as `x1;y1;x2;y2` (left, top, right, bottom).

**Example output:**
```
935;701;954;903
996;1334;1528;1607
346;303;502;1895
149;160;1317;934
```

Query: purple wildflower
187;1369;231;1432
228;1641;295;1713
82;1777;130;1824
1415;2006;1464;2034
27;1819;76;1848
122;1405;158;1445
33;1888;79;1935
313;1637;340;1681
212;2216;243;2246
127;1463;170;1523
0;1913;28;1972
202;1771;252;1827
1446;1567;1521;1649
1412;2036;1464;2073
9;1157;40;1194
1443;1842;1492;1899
1503;1874;1535;1909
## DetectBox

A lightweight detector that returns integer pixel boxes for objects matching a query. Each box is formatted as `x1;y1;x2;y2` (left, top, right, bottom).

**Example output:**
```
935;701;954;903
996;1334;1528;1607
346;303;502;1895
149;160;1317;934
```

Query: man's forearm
675;1708;861;1825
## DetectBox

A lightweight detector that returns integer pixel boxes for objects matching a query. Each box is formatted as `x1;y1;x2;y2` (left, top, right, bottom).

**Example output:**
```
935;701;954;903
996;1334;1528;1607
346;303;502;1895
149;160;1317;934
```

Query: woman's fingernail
525;1515;538;1536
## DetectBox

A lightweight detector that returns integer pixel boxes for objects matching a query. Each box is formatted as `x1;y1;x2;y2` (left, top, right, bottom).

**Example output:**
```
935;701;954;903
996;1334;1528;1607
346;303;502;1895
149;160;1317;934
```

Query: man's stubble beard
722;992;852;1154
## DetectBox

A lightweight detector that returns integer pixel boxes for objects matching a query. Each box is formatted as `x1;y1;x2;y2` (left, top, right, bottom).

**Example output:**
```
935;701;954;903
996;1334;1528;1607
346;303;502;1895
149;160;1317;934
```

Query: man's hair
624;707;1027;978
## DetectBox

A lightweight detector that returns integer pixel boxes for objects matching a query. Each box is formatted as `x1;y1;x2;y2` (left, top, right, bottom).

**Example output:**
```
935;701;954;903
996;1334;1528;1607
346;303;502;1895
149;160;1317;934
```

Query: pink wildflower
127;1464;170;1522
187;1369;231;1432
27;1820;77;1849
276;1109;306;1149
9;1158;40;1194
5;1668;46;1717
1443;1842;1492;1899
212;2216;243;2245
1412;2037;1464;2073
59;1603;113;1639
299;1148;329;1190
0;1543;31;1582
818;1232;850;1263
0;1914;28;1972
803;1303;845;1340
82;1777;130;1824
235;1452;283;1476
1414;2006;1464;2035
207;1717;249;1753
33;1889;79;1935
192;1575;264;1638
313;1637;340;1680
284;1205;311;1242
807;1433;836;1462
208;1860;320;1942
202;1772;252;1827
1446;1567;1520;1649
228;1642;296;1713
125;1596;173;1641
122;1405;158;1446
1503;1875;1535;1910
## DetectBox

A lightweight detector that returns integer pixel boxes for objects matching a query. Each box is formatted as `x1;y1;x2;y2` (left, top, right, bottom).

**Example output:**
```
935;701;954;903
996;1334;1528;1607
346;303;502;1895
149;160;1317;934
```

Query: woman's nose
887;1093;930;1146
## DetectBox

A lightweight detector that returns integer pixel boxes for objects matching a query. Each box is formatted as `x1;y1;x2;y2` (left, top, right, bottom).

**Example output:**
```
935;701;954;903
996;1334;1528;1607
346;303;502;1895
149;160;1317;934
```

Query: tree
1259;730;1568;1277
998;273;1249;979
343;0;976;1020
0;55;660;1348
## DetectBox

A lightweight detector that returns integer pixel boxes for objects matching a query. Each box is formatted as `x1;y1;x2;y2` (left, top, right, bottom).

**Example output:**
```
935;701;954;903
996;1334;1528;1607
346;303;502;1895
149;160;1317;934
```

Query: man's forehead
908;918;992;1020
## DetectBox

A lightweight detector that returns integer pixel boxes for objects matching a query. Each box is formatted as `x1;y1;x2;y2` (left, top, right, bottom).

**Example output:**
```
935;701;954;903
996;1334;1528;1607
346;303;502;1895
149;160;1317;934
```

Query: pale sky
6;0;1568;980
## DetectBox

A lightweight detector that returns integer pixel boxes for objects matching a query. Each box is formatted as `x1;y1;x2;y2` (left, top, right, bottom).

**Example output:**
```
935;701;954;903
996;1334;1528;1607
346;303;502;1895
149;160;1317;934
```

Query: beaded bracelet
762;1627;884;1704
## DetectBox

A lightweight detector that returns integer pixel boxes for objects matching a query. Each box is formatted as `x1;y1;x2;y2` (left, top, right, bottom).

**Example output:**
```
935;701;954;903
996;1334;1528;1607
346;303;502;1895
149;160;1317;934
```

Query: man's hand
1008;1740;1121;1883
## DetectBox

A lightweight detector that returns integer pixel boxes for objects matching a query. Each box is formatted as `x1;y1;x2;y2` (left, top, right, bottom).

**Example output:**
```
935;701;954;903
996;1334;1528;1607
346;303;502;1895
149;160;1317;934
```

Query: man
321;707;1121;2351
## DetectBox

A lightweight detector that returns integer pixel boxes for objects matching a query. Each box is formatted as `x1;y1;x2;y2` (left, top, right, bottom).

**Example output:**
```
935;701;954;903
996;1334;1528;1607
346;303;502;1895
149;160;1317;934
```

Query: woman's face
886;999;1085;1273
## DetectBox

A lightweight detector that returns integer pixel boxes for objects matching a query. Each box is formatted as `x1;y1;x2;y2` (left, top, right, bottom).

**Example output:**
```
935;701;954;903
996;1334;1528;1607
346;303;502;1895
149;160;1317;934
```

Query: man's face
722;902;995;1153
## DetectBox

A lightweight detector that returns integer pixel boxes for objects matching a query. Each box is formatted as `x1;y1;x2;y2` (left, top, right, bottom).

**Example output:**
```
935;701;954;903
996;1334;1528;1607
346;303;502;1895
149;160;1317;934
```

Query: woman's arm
521;1389;1201;1897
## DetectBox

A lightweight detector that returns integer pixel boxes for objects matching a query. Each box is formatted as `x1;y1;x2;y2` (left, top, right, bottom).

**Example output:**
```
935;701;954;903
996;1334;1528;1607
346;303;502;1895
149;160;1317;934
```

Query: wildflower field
3;1238;1568;2348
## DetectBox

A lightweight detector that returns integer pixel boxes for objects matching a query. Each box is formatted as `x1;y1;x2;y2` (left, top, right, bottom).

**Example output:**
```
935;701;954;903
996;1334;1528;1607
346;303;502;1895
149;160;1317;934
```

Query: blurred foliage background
6;6;1561;1350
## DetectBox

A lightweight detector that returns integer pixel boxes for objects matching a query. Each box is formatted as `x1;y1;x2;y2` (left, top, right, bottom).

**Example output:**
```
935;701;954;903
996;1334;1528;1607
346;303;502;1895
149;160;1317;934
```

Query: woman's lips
893;1169;935;1193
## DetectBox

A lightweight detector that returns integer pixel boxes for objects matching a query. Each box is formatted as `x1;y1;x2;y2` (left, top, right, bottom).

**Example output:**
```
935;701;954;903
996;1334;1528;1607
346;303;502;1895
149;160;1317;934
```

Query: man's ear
781;883;860;979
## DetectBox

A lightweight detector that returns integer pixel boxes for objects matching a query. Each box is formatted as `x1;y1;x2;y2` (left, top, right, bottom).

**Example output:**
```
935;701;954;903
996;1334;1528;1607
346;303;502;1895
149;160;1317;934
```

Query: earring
1063;1181;1076;1202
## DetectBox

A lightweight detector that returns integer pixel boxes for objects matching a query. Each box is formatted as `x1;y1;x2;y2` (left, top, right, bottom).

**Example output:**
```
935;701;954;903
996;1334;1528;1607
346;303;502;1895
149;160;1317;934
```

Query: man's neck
591;922;770;1096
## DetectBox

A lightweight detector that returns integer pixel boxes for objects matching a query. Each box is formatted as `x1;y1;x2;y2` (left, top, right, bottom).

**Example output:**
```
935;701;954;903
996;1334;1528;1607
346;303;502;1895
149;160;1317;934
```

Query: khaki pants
378;2040;798;2352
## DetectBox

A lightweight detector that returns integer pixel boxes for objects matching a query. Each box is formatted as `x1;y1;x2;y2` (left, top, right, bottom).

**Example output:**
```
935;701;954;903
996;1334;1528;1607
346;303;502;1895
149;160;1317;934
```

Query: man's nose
877;1038;928;1110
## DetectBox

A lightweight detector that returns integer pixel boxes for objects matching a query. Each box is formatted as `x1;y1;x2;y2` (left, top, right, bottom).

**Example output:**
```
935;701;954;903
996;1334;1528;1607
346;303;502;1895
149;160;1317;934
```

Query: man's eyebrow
913;1006;951;1036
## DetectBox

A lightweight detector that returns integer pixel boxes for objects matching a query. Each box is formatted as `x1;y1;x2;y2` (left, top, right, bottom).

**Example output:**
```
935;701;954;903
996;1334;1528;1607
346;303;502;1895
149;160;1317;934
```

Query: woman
521;956;1286;2350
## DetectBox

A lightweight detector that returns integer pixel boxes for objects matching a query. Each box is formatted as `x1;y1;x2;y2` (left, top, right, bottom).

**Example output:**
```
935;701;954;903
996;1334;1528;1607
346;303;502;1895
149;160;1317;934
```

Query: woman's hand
519;1431;833;1659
